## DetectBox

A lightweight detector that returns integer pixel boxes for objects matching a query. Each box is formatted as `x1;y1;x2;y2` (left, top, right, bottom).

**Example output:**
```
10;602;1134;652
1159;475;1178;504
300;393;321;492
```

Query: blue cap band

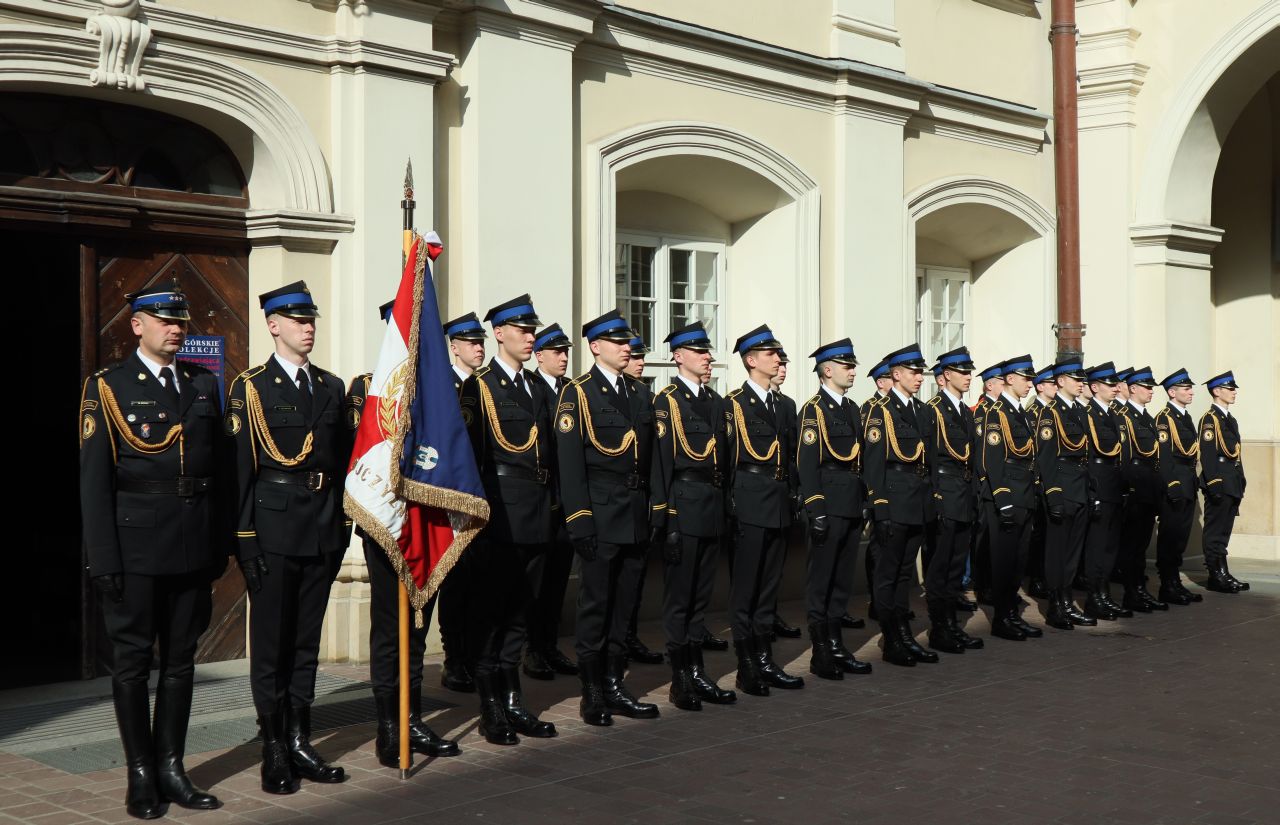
1207;373;1234;390
870;364;889;379
491;304;536;326
1054;361;1083;376
1005;359;1034;374
1128;369;1153;383
1088;366;1116;380
132;293;186;311
980;368;1002;381
886;349;924;368
813;344;854;363
446;320;484;337
1034;368;1054;384
938;353;973;368
263;292;315;314
669;329;709;348
736;330;776;353
1162;370;1190;388
535;330;566;349
585;317;628;340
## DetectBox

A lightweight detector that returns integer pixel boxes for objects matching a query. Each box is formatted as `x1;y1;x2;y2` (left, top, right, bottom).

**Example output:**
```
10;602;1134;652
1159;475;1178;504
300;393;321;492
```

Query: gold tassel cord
97;378;183;454
667;394;716;461
1124;416;1157;458
930;405;969;463
1087;415;1121;457
574;384;638;458
815;405;859;462
999;410;1033;458
1161;411;1199;458
1051;409;1087;452
1208;415;1241;460
883;404;924;463
477;379;540;454
245;381;314;466
731;399;780;463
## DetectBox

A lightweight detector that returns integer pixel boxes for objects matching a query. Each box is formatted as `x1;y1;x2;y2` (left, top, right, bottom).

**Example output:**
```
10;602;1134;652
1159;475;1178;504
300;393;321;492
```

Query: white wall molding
1130;221;1224;270
246;209;356;253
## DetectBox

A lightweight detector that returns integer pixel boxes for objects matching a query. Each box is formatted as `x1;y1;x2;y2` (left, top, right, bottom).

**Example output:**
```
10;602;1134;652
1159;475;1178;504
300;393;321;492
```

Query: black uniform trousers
1201;496;1240;566
436;561;469;664
103;572;213;686
806;516;860;624
970;509;991;594
249;550;342;715
1027;502;1047;583
364;536;429;698
575;541;645;660
1117;496;1158;585
1084;501;1123;580
467;540;547;675
985;505;1031;612
1156;498;1196;579
872;524;926;618
729;525;786;640
863;527;879;607
663;534;720;649
527;526;574;653
1043;502;1088;592
925;517;973;604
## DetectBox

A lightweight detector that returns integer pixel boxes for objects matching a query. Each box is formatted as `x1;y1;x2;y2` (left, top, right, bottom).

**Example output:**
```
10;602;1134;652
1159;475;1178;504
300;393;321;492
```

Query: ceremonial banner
344;234;488;616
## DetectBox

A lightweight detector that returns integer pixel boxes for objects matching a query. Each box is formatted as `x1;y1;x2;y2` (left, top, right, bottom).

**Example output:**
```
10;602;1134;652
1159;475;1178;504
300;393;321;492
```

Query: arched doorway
1;93;251;686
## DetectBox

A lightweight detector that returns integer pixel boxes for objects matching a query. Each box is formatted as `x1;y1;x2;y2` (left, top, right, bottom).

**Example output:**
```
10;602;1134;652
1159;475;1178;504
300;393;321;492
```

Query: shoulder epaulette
231;364;267;387
91;361;121;379
352;371;373;382
656;384;677;398
726;388;742;399
472;365;491;379
926;395;941;407
571;373;592;387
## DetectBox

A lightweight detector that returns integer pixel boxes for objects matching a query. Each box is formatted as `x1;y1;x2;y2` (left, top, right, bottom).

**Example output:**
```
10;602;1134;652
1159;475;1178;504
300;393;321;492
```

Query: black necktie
159;367;179;409
766;391;776;418
297;368;313;415
616;377;627;401
556;377;565;393
513;371;533;412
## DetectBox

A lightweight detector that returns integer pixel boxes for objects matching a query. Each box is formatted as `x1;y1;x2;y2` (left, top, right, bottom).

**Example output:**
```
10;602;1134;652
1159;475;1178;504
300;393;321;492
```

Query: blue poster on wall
178;335;226;409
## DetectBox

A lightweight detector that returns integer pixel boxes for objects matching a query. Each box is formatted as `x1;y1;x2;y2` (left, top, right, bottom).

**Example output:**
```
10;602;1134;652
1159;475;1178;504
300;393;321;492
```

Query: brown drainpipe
1050;0;1084;361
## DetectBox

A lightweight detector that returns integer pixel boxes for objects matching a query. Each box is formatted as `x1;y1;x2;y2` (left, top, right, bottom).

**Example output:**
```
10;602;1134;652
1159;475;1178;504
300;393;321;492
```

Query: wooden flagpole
398;159;415;780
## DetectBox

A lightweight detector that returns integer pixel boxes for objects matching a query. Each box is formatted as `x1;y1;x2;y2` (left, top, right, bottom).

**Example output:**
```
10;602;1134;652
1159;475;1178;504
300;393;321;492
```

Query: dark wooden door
90;239;251;667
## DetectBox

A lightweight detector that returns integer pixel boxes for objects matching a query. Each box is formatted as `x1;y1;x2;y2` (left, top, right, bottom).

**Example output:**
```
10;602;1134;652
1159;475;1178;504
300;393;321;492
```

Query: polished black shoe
1158;579;1193;606
827;619;872;674
1007;614;1043;638
441;659;476;693
522;649;556;681
689;644;736;704
1220;559;1250;591
287;705;345;783
945;609;984;649
375;693;459;766
1063;596;1097;626
701;634;730;652
1175;579;1204;602
544;647;580;675
733;637;771;696
604;655;660;717
1122;587;1155;613
840;612;866;629
476;673;518;745
1097;586;1134;618
501;667;557;737
754;634;805;688
668;646;704;710
1027;577;1050;599
113;680;164;819
625;634;665;665
773;616;803;639
990;615;1028;641
153;676;220;810
1044;591;1073;630
256;706;299;795
1135;580;1169;611
578;658;612;726
807;622;844;680
926;602;964;654
1084;581;1120;620
1205;570;1242;593
954;595;978;613
896;617;939;663
879;620;916;667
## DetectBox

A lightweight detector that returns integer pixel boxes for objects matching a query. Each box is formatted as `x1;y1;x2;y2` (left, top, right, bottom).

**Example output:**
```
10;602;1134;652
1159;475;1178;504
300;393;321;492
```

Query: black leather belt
738;464;788;482
1004;459;1033;468
593;469;647;490
1091;457;1119;466
936;465;972;481
1172;457;1196;466
1216;457;1242;465
885;462;928;477
118;476;212;497
1057;456;1087;466
674;468;723;488
490;464;549;485
1129;458;1159;468
260;468;330;492
822;461;859;474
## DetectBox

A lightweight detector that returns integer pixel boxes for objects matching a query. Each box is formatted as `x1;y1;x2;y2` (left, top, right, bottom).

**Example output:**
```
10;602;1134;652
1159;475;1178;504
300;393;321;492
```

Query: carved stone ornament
86;0;152;91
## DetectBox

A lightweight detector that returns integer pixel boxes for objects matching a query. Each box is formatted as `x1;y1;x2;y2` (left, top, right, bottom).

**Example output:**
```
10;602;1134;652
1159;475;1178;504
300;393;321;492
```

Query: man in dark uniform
80;284;225;819
863;344;937;667
650;322;738;709
1081;363;1132;620
347;301;459;766
969;362;1005;608
522;323;580;680
557;310;660;725
458;295;559;744
1114;367;1168;612
1153;369;1204;605
1024;365;1057;600
922;347;984;653
796;339;873;679
620;336;665;666
228;282;350;794
437;313;487;692
768;352;806;639
724;325;805;694
860;360;892;621
1035;359;1097;630
1199;371;1250;593
979;356;1043;641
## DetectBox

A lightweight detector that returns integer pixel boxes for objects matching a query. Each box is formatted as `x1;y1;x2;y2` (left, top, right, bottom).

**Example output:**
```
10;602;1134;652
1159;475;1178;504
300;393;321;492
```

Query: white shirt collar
137;349;180;391
1037;393;1055;406
942;387;964;414
1129;400;1145;413
745;377;772;403
1000;391;1019;408
676;373;703;396
820;384;846;405
274;351;310;381
891;386;914;406
452;364;471;383
1169;399;1188;414
595;362;623;390
1213;402;1230;417
1093;398;1111;413
492;356;520;382
537;369;560;390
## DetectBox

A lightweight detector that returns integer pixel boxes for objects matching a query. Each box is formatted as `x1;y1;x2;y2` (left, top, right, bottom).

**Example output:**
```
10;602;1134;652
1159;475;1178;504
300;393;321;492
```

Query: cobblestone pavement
3;570;1278;825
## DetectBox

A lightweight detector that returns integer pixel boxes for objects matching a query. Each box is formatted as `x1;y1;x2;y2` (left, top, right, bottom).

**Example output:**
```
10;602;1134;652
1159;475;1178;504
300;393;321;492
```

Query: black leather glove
1090;500;1103;519
93;573;124;604
240;555;269;595
791;497;804;520
1047;505;1065;523
573;535;598;562
809;515;829;548
662;530;682;564
998;507;1016;530
648;525;664;549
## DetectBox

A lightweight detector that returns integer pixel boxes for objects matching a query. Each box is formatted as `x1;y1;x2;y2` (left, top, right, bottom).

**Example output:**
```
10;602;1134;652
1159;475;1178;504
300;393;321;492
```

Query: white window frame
916;265;971;400
615;231;729;392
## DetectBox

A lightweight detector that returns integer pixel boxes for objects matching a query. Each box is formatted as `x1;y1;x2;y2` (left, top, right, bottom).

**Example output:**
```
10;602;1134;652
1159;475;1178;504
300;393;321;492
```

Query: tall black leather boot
827;618;872;674
945;607;984;648
1122;585;1155;613
501;667;557;737
604;654;660;718
926;600;965;654
257;703;298;795
1158;576;1193;605
578;657;612;726
807;622;843;680
879;620;916;667
895;615;939;663
476;672;518;745
733;637;770;696
667;645;702;711
1219;558;1249;591
286;704;345;783
153;676;219;810
408;690;460;757
113;680;163;819
1062;591;1098;626
1136;577;1168;611
689;643;736;704
754;634;805;689
374;692;405;768
1206;559;1242;594
1043;590;1073;630
1097;580;1134;617
1084;579;1120;620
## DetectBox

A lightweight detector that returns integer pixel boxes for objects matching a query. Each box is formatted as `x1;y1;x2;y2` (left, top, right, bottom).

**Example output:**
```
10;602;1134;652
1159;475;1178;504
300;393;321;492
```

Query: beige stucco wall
621;0;832;57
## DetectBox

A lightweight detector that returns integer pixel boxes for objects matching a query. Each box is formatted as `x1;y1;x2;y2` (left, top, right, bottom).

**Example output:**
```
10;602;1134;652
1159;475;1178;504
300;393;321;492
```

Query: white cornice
1130;221;1224;270
831;12;901;46
971;0;1042;16
247;209;356;253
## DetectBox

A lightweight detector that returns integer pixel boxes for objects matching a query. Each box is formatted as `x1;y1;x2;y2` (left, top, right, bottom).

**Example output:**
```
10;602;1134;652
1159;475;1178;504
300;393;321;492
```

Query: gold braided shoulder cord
245;381;314;466
731;398;780;463
998;409;1033;458
574;384;637;458
814;404;859;462
1206;414;1241;460
477;378;539;454
667;393;716;462
1087;412;1121;457
883;403;924;463
931;404;969;463
97;378;184;465
1160;410;1200;458
1124;415;1157;458
1052;408;1087;452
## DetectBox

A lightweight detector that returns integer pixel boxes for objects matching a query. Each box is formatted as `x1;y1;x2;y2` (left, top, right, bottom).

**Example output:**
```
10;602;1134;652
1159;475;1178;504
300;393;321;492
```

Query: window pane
617;243;655;298
619;297;654;348
670;249;690;302
694;251;717;300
